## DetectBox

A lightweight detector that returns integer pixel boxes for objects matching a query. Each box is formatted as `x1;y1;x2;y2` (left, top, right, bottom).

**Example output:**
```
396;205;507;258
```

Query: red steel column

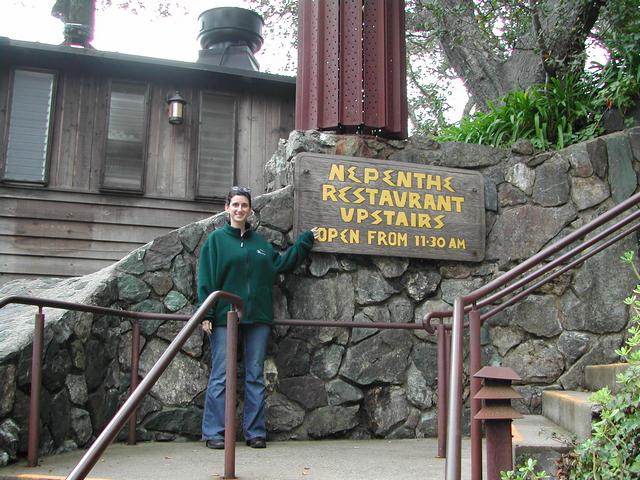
128;319;141;445
223;309;240;479
27;308;45;467
469;308;482;480
436;323;448;458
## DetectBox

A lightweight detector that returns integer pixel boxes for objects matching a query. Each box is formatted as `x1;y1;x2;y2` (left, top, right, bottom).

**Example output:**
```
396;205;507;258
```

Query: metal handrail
0;291;242;474
441;190;640;480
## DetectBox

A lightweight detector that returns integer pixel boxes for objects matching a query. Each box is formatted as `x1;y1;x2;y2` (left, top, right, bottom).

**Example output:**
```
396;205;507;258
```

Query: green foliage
501;458;549;480
555;250;640;479
435;0;640;151
436;75;599;150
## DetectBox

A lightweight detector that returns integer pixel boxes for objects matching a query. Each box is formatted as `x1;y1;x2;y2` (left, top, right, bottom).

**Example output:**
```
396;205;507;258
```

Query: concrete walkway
0;438;477;480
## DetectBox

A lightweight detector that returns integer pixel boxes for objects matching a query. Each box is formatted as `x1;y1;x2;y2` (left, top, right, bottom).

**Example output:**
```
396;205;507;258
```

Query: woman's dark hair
226;186;252;206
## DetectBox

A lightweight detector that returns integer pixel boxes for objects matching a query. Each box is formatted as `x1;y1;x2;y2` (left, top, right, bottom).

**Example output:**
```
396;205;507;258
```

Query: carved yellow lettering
328;164;344;181
392;190;407;208
423;194;437;210
443;176;455;193
383;210;395;225
379;189;394;207
382;169;395;186
426;175;441;191
397;170;411;188
365;188;379;204
409;192;421;209
327;228;338;242
340;208;355;222
367;230;376;245
347;166;360;183
356;209;369;223
371;210;383;225
395;211;409;227
451;196;465;212
434;215;445;229
364;168;379;184
418;214;432;228
322;184;337;202
337;186;351;202
353;187;366;204
413;172;426;189
437;196;452;212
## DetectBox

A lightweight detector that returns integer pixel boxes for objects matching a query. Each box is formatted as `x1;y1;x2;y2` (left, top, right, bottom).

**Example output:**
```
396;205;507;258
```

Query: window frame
100;78;150;194
1;67;58;185
194;90;238;201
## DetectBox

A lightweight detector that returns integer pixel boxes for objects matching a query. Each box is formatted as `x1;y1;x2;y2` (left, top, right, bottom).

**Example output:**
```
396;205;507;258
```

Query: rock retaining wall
0;128;639;464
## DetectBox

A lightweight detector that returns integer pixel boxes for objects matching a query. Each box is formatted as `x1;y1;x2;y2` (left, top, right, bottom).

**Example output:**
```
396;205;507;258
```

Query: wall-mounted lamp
167;92;187;125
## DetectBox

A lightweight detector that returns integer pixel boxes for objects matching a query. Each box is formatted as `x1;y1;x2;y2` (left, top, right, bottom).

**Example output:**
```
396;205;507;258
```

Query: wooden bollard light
473;366;523;479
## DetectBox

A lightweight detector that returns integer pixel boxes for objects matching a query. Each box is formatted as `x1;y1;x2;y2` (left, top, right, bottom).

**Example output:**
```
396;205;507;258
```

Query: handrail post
469;308;482;480
27;307;45;467
436;323;448;458
128;319;141;445
224;308;239;479
445;297;465;480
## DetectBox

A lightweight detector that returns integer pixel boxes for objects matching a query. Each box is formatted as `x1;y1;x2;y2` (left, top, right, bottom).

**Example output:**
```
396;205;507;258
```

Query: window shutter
197;93;236;198
103;82;147;191
4;70;55;182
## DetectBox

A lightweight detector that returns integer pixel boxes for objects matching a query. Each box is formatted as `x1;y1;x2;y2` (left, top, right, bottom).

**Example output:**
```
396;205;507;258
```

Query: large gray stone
387;295;414;324
310;344;345;380
309;253;340;277
340;330;413;386
487;204;576;261
532;154;570;206
275;338;310;378
505;162;535;194
557;331;591;364
503;340;564;384
287;274;355;321
440;277;485;305
70;407;92;446
163;290;188;312
170;254;194;299
142;271;173;296
365;386;409;436
87;385;119;432
351;307;389;344
585;137;608;178
259;187;294;232
144;407;202;437
558;333;623;389
0;364;16;417
49;389;71;446
278;376;328;410
560;236;636;333
413;298;450;340
156;321;203;358
116;250;146;275
117;274;150;303
356;268;398;305
629;127;640;160
139;338;209;405
143;231;183;272
372;257;409;278
117;330;147;370
510;295;562;338
563;142;594;177
391;141;506;168
499;183;528;207
411;342;439;385
306;405;360;438
489;326;524;356
326;379;364;406
401;268;441;302
0;419;19;460
66;374;88;405
178;223;204;253
265;392;305;432
406;362;434;409
131;299;164;336
43;343;72;393
570;176;610;210
606;133;637;203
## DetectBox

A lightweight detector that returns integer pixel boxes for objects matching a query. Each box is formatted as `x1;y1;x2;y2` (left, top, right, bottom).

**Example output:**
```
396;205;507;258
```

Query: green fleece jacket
198;223;314;326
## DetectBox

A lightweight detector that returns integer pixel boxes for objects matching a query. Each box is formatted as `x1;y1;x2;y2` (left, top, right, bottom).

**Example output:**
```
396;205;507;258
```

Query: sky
1;0;288;73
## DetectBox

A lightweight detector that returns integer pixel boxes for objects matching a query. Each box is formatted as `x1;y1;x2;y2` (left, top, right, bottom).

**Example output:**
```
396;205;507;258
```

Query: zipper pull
241;240;244;248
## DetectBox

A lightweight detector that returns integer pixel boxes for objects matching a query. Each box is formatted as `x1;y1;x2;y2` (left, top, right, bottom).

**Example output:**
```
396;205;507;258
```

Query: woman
198;186;318;449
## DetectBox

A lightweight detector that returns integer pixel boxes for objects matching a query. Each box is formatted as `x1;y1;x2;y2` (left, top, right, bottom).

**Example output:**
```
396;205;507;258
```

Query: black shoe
246;437;266;448
206;439;225;449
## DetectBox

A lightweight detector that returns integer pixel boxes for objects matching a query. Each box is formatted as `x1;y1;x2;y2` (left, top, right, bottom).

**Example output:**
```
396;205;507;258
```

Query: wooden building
0;34;296;286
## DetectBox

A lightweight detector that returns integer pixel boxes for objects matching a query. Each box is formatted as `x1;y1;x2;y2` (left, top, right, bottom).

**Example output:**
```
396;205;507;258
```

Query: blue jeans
202;323;270;441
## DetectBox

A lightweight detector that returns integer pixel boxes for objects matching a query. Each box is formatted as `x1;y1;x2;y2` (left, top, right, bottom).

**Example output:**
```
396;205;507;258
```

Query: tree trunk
425;0;605;110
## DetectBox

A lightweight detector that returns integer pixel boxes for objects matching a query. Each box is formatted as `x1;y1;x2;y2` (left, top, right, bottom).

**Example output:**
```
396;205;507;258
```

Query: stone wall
0;127;639;464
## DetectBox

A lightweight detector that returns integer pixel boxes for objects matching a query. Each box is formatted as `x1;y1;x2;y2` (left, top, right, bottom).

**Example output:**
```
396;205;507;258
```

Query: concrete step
584;362;629;393
512;415;573;479
542;390;598;440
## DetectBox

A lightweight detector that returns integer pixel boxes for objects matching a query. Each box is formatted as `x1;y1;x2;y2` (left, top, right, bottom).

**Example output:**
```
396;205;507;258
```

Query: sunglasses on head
231;186;251;194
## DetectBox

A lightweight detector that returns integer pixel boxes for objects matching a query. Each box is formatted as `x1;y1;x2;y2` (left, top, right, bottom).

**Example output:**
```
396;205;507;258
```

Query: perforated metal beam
296;0;407;139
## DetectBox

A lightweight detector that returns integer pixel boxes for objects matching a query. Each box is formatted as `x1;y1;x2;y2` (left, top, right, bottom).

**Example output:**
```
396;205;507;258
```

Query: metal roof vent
197;7;264;71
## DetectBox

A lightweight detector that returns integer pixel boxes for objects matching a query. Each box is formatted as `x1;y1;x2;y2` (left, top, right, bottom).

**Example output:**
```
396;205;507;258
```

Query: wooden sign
293;153;485;261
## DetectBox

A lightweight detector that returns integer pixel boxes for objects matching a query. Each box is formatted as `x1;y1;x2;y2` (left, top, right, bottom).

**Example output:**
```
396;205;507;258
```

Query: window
196;93;237;198
2;69;56;183
102;81;148;192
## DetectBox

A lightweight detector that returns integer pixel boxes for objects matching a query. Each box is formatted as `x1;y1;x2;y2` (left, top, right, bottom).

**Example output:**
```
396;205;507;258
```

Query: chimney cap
197;7;264;53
